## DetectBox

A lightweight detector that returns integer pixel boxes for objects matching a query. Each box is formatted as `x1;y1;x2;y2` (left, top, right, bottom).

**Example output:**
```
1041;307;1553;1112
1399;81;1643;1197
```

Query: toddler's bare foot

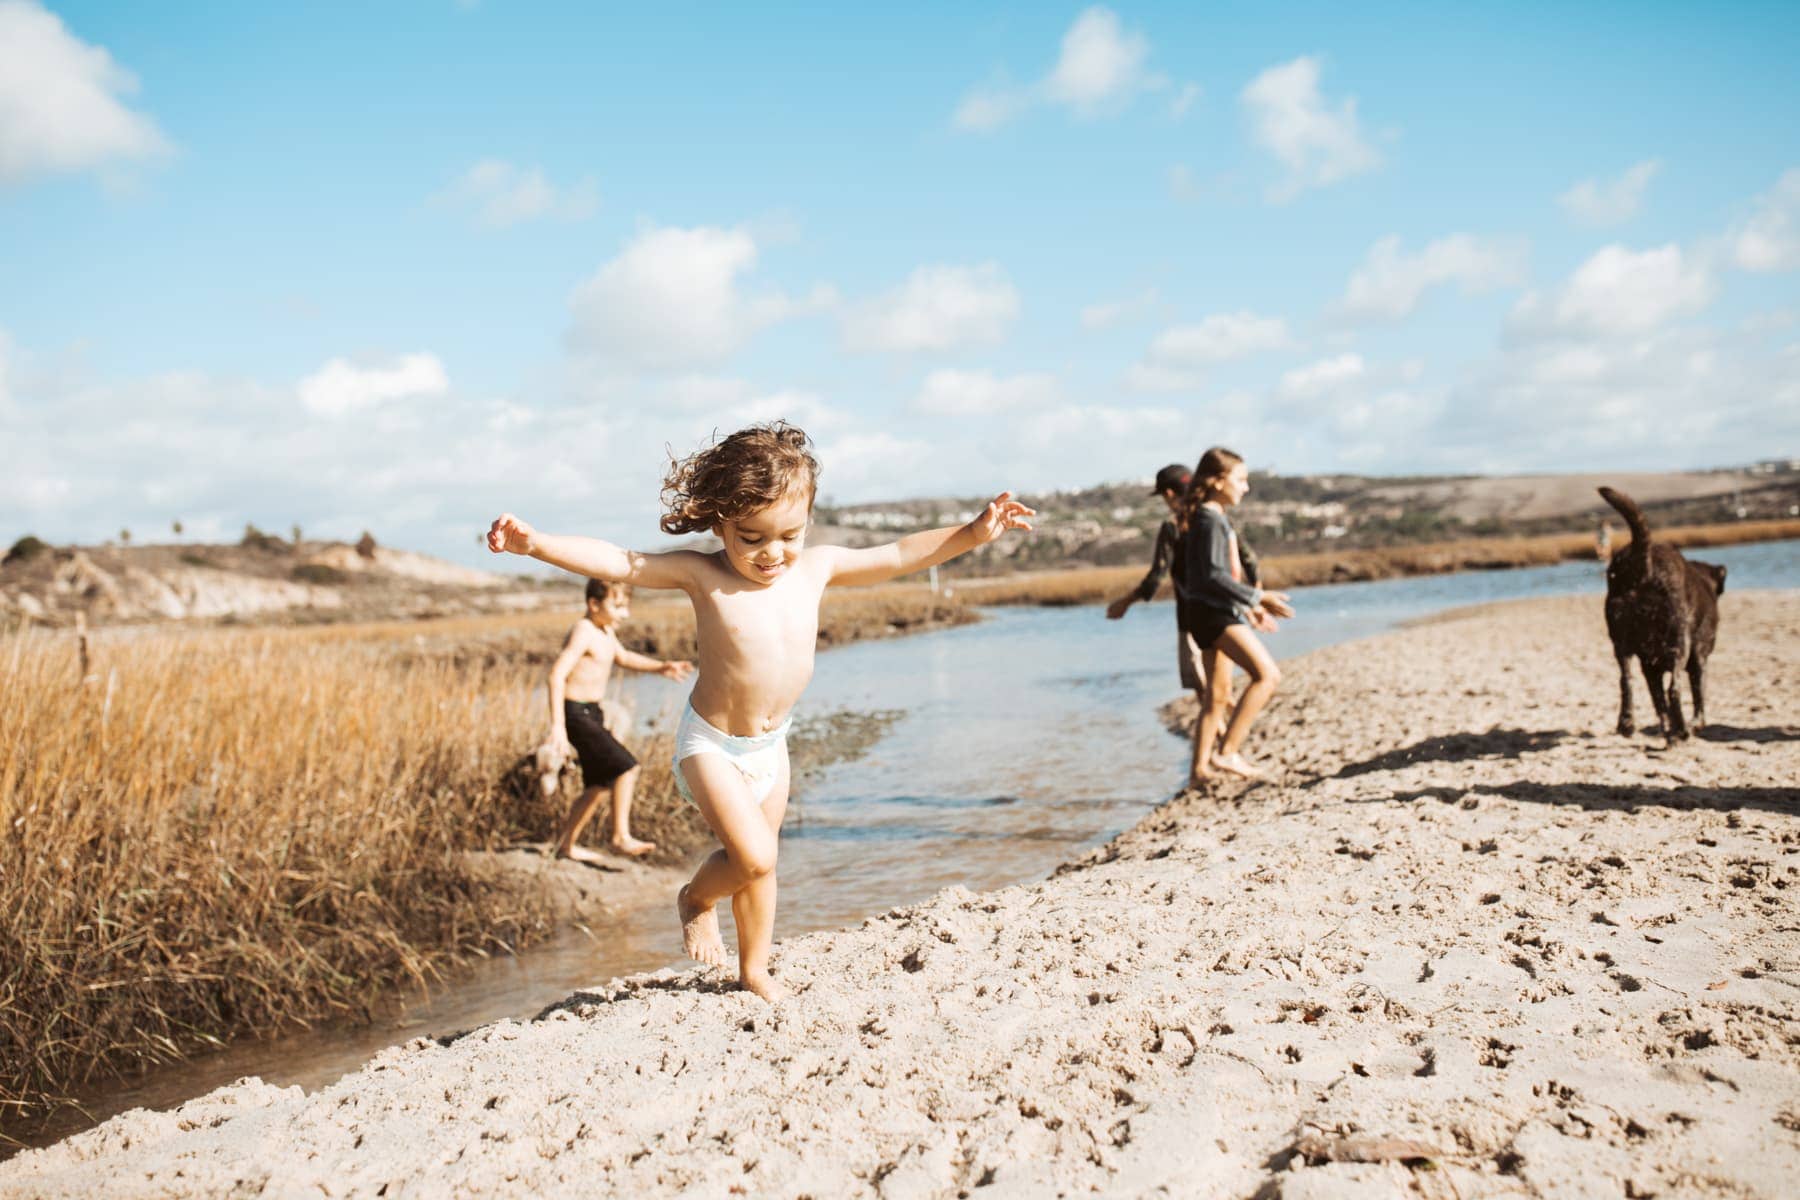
608;834;656;858
1184;770;1215;791
740;967;785;1003
678;885;728;968
1211;752;1265;780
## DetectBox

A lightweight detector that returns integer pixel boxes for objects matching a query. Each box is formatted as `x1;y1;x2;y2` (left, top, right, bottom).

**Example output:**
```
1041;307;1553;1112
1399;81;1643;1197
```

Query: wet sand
5;591;1795;1198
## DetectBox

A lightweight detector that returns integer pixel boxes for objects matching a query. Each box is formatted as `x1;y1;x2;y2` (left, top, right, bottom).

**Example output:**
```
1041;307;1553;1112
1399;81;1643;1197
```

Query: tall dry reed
1;624;591;1126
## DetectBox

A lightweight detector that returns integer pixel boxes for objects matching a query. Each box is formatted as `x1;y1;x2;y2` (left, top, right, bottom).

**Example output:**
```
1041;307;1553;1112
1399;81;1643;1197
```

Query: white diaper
672;701;792;807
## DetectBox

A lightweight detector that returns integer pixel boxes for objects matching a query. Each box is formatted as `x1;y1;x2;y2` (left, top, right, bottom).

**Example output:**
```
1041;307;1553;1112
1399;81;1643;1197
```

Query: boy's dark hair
585;578;630;606
660;421;820;536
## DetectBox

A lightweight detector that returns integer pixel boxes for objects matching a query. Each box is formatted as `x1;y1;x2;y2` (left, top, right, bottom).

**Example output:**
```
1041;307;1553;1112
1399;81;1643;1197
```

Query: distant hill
9;462;1796;628
0;529;562;628
815;460;1800;575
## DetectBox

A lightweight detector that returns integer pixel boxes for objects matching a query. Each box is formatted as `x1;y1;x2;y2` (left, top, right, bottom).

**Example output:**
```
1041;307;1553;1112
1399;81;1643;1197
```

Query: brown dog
1598;487;1726;741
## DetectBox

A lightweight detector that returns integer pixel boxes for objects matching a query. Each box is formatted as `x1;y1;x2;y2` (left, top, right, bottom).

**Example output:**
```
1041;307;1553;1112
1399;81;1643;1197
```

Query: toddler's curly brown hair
660;421;821;536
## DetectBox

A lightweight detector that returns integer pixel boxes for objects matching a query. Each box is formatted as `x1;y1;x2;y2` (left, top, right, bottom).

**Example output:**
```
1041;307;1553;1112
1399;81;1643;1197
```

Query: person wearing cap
1106;462;1267;764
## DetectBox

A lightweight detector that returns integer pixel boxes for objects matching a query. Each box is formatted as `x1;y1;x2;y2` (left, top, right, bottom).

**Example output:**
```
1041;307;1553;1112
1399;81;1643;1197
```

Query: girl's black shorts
1178;603;1245;652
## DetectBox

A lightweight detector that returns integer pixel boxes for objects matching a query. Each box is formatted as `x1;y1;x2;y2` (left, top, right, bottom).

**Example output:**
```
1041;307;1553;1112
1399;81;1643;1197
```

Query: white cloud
1169;83;1200;119
1079;288;1158;330
1319;389;1445;465
567;225;820;371
1730;167;1800;272
298;353;449;417
1510;243;1714;339
655;375;846;437
1133;312;1292;391
0;342;862;565
1043;7;1152;113
1153;313;1292;364
1278;353;1365;399
953;7;1159;132
1447;323;1799;470
0;0;169;185
811;430;939;500
951;87;1029;134
721;389;846;434
1024;403;1181;447
1558;159;1661;227
434;159;598;228
843;263;1019;353
911;368;1059;415
1337;234;1529;321
1240;56;1378;201
0;327;12;416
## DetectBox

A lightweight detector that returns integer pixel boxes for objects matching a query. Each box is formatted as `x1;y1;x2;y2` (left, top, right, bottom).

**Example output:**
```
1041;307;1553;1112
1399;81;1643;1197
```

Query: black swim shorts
1179;602;1244;652
563;700;637;788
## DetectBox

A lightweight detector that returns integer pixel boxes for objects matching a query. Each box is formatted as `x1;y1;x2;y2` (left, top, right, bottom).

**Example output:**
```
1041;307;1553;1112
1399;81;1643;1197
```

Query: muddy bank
4;591;1795;1198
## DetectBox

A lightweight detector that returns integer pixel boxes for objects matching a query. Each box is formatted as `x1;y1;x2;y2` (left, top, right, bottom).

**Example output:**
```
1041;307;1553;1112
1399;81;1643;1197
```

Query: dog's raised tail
1598;486;1652;544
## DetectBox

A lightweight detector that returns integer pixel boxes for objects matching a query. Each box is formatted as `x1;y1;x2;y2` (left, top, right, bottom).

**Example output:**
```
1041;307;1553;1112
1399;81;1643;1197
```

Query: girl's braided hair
660;421;821;536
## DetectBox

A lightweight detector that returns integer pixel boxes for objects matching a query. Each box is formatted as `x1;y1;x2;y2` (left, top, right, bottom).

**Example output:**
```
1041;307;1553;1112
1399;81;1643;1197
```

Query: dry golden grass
956;518;1800;604
0;624;556;1126
0;580;973;1125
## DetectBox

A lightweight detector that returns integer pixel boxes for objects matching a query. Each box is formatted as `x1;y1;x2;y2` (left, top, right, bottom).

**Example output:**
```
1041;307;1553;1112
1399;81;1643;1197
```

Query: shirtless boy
489;421;1033;1000
547;578;693;863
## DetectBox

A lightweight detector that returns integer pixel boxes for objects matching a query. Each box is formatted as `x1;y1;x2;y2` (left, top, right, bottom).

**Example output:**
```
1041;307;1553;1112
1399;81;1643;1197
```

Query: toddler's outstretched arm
823;492;1034;587
487;513;699;590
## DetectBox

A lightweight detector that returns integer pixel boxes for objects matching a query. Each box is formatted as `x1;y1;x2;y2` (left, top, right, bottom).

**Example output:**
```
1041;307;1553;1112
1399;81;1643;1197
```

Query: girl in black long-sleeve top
1180;447;1294;785
1106;463;1261;698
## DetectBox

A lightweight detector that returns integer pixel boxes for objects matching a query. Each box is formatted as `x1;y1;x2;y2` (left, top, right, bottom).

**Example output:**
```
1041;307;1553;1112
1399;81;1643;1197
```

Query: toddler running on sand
489;422;1033;1001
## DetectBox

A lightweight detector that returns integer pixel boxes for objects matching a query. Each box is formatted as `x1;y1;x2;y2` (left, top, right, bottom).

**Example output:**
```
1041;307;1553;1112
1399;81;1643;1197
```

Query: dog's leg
1638;658;1669;738
1664;664;1689;741
1615;654;1635;736
1686;656;1707;730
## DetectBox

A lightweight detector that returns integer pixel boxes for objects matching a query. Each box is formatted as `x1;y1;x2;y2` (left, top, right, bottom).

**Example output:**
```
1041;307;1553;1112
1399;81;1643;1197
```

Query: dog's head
1691;560;1727;596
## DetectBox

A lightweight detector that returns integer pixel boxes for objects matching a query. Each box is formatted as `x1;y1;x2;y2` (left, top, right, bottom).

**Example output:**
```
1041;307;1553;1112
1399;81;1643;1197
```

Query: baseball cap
1151;463;1191;495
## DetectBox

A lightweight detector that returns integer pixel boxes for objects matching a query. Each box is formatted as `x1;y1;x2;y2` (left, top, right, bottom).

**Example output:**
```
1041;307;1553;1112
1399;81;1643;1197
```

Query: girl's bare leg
730;747;789;1001
1191;648;1233;786
677;756;778;971
1212;625;1281;772
605;766;655;856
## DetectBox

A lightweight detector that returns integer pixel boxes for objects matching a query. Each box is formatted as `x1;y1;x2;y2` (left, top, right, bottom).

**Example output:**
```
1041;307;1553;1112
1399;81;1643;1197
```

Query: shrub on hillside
292;563;347;586
241;524;291;554
4;535;51;566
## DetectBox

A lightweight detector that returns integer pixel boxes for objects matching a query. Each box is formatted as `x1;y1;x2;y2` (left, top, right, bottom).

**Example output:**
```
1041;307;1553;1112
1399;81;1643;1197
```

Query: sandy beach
4;591;1795;1199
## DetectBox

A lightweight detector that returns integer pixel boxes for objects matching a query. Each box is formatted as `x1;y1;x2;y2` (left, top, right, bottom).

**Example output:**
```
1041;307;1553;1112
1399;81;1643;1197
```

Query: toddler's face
719;487;811;587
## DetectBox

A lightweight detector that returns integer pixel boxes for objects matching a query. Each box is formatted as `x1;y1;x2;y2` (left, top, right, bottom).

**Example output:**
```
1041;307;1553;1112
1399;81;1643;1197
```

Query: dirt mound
1361;469;1767;523
0;539;539;628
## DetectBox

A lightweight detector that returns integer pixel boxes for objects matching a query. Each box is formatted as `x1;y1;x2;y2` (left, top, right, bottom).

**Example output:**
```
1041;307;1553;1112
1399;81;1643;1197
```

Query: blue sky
3;1;1798;565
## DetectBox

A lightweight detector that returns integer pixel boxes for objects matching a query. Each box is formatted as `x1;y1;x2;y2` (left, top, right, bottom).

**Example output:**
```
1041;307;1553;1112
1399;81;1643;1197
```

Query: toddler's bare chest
708;597;818;655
